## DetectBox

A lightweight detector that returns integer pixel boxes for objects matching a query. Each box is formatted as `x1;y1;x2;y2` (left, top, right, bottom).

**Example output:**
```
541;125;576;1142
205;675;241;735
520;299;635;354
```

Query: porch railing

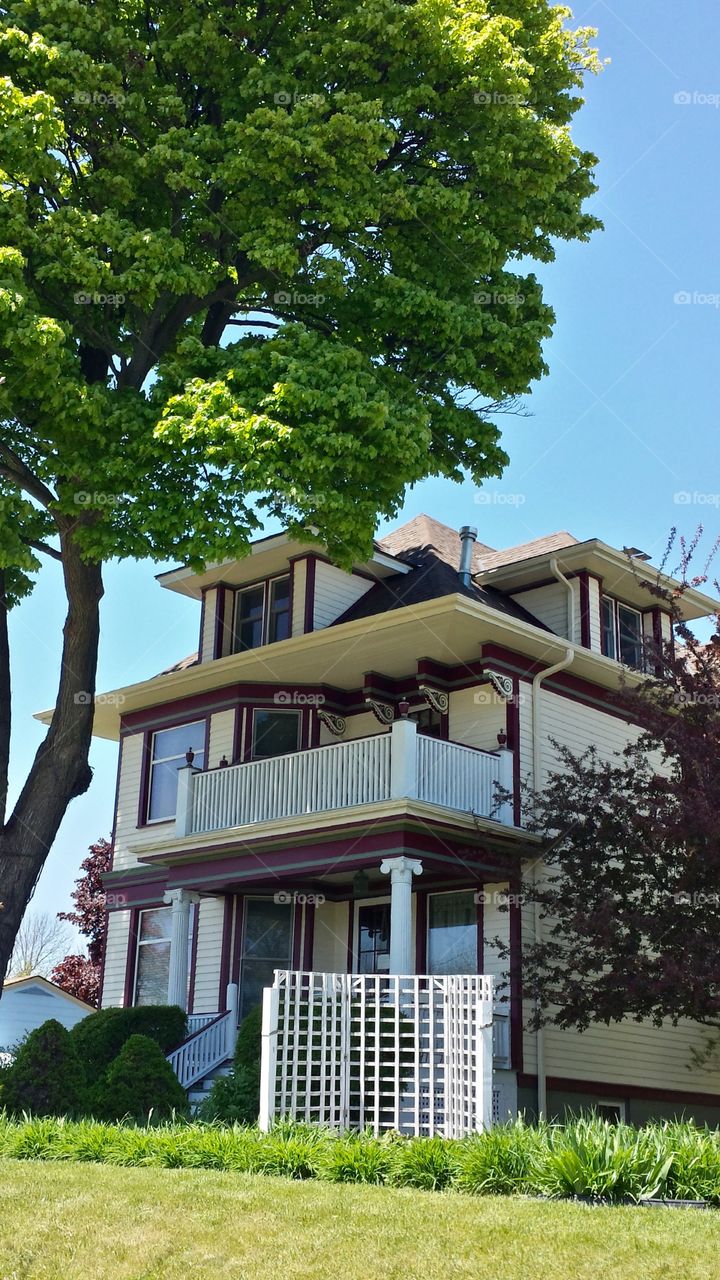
259;971;495;1138
167;983;238;1090
176;719;514;837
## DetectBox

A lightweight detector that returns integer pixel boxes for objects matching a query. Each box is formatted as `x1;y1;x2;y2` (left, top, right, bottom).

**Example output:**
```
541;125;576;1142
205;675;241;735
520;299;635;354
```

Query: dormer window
233;576;290;653
601;596;644;669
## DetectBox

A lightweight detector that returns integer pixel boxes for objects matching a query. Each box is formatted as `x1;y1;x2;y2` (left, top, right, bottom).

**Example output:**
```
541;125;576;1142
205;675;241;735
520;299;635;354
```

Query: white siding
449;686;506;751
102;910;131;1008
313;563;372;630
113;732;161;870
482;882;510;1001
208;708;236;768
511;582;571;638
545;1019;720;1096
539;688;638;787
312;902;349;970
200;588;218;662
588;576;602;652
0;982;91;1049
191;897;227;1014
342;711;387;742
291;559;307;637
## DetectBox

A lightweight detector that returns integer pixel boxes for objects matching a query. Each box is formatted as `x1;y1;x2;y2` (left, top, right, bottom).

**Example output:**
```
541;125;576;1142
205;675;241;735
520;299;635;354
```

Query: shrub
1;1020;86;1117
88;1034;189;1122
389;1136;459;1191
70;1005;187;1081
199;1006;261;1124
318;1132;394;1184
535;1116;675;1203
454;1119;547;1196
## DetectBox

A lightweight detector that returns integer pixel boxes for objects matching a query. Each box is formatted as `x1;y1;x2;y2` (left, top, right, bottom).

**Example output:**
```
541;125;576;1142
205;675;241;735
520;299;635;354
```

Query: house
0;975;93;1053
55;514;720;1125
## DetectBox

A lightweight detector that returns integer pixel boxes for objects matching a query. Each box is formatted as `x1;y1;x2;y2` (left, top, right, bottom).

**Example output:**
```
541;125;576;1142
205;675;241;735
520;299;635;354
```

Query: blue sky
7;0;720;927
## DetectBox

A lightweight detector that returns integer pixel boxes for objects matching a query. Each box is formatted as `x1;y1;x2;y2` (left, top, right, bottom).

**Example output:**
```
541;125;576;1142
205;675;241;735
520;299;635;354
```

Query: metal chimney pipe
458;525;478;587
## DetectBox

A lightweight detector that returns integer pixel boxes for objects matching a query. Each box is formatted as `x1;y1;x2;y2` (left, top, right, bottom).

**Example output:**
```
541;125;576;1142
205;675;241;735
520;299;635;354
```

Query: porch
175;718;515;838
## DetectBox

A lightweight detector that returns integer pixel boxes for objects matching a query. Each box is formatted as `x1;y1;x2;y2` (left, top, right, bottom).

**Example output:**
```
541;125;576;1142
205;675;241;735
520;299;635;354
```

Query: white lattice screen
259;971;494;1138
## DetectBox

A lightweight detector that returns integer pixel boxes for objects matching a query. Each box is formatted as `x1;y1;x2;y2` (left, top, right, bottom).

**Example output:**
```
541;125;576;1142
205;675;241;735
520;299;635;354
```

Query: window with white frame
147;721;206;822
601;597;644;669
133;904;195;1006
233;576;291;653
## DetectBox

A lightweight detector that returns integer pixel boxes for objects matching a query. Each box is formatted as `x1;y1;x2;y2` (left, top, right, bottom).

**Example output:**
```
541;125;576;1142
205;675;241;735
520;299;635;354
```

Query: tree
0;0;601;987
51;837;111;1005
8;910;73;979
520;598;720;1046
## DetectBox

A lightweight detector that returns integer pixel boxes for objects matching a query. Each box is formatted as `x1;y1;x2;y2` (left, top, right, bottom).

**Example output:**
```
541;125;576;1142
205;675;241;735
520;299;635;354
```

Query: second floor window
148;721;206;821
601;597;644;669
233;576;290;652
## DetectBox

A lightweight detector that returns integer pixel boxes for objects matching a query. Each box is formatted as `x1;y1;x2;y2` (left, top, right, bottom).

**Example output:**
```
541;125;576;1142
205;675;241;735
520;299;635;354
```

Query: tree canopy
0;0;600;986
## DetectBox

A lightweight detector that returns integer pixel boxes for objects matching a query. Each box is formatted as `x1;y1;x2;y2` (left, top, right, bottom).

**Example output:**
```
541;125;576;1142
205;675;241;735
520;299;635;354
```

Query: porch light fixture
353;870;370;897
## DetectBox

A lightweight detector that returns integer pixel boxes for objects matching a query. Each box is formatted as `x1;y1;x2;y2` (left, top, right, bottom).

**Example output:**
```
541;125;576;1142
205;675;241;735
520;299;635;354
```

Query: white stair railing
167;983;239;1091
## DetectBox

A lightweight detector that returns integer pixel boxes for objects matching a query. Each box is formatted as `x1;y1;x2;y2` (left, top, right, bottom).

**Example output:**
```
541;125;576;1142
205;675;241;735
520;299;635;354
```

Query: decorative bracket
317;709;347;737
484;670;514;701
417;684;449;714
365;697;395;726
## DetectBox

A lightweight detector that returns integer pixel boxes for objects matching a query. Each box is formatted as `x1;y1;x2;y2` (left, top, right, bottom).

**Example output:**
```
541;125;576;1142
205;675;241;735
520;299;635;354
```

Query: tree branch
0;446;57;509
23;538;62;563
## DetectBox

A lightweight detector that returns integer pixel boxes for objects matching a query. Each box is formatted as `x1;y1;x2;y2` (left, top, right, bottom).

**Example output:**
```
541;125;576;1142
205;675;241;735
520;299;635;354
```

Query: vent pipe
458;525;478;587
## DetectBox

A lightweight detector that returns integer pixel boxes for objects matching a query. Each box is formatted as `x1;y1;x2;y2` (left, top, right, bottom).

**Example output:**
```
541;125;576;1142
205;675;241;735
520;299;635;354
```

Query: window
357;903;391;973
410;706;443;738
233;576;290;653
134;907;172;1005
252;709;301;759
147;722;206;822
239;898;293;1019
601;597;644;669
596;1100;627;1123
428;891;478;974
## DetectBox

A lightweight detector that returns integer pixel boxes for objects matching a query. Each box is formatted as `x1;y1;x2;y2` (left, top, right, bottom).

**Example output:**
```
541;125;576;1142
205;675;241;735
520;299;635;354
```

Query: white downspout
549;556;575;644
531;644;574;1118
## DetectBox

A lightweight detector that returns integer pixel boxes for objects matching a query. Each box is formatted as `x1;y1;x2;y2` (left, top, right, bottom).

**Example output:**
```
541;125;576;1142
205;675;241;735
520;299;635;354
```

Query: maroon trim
230;895;244;987
214;587;226;660
218;894;234;1009
415;890;428;972
578;572;591;649
291;903;303;968
288;559;297;639
122;908;140;1007
480;644;633;723
346;900;355;972
509;889;523;1071
303;901;316;969
475;888;484;972
518;1074;720;1109
304;556;317;633
188;901;200;1013
506;677;521;827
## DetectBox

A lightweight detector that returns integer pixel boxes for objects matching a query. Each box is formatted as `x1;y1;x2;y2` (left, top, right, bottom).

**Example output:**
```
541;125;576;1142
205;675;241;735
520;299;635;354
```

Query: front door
238;897;293;1020
356;902;391;973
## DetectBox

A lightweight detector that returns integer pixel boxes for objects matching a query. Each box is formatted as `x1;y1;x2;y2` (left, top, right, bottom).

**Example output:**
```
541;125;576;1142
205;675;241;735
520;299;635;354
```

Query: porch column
164;888;200;1009
380;856;423;974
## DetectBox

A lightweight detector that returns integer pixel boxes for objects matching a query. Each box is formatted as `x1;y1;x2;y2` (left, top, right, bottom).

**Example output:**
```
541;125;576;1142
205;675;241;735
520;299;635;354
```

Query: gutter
530;644;575;1118
549;556;575;643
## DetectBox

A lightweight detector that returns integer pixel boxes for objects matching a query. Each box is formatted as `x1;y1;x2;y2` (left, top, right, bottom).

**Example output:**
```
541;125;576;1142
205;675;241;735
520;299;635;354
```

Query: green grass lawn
0;1160;719;1280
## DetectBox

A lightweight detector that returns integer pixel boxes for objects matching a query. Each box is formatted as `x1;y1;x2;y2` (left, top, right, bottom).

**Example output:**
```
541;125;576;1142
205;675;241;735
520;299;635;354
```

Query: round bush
70;1005;187;1081
89;1033;189;1122
1;1019;86;1117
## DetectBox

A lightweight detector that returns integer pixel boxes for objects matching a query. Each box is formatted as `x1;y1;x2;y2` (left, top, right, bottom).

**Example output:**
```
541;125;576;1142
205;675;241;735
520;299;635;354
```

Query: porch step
187;1059;233;1112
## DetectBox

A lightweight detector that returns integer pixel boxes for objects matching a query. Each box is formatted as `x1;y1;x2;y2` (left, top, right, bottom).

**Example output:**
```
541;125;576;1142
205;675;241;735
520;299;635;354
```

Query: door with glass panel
427;891;478;974
238;898;294;1020
356;902;391;973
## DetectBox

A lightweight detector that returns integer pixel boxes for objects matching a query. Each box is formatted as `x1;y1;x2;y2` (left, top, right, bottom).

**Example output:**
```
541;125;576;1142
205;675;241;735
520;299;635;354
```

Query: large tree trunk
0;529;103;989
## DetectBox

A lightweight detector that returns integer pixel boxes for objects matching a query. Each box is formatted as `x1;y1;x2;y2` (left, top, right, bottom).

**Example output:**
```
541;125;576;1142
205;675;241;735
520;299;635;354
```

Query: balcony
175;719;514;838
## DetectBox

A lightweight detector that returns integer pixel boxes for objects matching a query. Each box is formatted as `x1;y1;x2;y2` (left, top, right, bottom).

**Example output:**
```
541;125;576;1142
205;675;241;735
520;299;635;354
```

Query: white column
174;765;196;837
164;888;199;1009
495;747;514;825
389;718;418;800
380;855;423;974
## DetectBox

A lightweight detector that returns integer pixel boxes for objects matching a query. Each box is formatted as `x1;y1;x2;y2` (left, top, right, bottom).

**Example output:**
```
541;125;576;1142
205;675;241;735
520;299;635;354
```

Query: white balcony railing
176;718;514;838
